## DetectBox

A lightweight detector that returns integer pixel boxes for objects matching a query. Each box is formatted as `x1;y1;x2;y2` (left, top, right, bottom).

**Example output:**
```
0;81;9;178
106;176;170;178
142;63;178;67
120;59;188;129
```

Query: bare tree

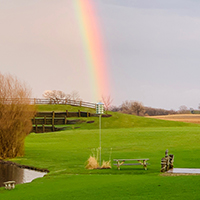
43;90;67;104
132;101;145;116
70;90;82;101
0;73;35;159
178;105;189;114
121;100;145;116
43;90;82;104
120;100;132;114
101;95;113;114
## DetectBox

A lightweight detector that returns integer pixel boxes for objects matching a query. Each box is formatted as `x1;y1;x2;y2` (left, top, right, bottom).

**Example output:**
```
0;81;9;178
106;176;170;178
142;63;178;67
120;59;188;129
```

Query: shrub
0;73;35;159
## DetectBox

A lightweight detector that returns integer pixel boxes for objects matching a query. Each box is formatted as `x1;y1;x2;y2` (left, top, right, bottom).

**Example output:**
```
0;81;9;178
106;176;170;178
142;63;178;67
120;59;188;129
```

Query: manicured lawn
1;126;200;199
1;105;200;199
1;174;200;200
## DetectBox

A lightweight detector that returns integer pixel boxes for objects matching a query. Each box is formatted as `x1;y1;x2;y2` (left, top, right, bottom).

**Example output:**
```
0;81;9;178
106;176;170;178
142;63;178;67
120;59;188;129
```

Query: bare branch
0;73;35;159
101;95;113;114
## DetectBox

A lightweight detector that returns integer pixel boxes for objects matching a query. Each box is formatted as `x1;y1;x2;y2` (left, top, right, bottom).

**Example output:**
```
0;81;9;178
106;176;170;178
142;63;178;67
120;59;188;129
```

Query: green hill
36;104;199;129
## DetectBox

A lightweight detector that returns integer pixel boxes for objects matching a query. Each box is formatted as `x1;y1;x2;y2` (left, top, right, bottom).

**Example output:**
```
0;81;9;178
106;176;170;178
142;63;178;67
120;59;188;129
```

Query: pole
99;114;101;167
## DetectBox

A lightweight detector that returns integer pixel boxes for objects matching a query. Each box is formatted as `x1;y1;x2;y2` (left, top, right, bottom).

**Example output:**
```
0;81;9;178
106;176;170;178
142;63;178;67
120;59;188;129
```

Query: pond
0;163;47;187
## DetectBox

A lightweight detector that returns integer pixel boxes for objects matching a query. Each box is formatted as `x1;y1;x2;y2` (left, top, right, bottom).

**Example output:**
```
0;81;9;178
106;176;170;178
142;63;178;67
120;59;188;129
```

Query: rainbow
73;0;110;102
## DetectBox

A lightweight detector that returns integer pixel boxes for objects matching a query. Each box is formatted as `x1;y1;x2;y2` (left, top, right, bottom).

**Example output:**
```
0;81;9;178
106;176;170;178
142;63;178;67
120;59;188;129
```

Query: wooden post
66;110;69;117
42;124;45;133
87;112;89;117
65;116;67;124
35;125;38;133
33;116;36;125
44;116;46;124
80;101;82;107
52;111;55;132
78;110;81;117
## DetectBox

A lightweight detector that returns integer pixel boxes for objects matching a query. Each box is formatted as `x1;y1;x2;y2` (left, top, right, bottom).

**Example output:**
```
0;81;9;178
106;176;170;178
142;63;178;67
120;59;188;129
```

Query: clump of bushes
0;73;36;159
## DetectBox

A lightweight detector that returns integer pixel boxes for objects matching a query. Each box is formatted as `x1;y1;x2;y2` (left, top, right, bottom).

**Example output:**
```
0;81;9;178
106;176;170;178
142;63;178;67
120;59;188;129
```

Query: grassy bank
35;104;200;129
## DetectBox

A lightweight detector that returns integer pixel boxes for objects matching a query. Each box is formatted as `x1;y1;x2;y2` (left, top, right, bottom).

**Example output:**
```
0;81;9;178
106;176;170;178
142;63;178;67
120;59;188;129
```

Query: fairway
1;124;200;199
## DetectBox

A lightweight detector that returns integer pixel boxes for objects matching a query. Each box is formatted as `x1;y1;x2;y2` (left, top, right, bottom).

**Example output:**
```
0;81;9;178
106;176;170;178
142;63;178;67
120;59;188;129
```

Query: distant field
147;114;200;124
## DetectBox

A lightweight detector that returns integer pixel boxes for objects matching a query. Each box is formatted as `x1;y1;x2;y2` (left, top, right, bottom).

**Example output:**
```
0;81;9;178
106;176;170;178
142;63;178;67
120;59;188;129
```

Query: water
0;163;47;187
167;168;200;174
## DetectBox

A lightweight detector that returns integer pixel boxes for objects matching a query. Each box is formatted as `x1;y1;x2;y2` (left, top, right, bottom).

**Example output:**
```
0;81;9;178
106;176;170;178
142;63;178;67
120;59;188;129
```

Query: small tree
132;101;145;116
43;90;82;104
70;90;82;101
121;100;145;116
43;90;67;104
101;95;113;114
120;100;132;114
178;105;189;114
0;73;35;159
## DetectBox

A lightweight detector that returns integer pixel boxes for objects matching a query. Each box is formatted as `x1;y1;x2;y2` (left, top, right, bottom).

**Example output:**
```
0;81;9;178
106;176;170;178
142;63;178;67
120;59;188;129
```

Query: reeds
101;160;111;169
85;148;112;169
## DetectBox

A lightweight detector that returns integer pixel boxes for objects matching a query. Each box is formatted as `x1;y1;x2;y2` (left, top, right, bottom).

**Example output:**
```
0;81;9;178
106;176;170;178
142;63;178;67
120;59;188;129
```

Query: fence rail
33;111;98;118
31;98;96;108
32;125;68;133
0;98;96;109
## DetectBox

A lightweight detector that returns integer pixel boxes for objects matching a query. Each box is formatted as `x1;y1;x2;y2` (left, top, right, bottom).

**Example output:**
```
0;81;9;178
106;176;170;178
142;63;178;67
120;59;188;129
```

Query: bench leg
138;160;147;170
117;161;120;170
117;161;125;170
143;160;147;170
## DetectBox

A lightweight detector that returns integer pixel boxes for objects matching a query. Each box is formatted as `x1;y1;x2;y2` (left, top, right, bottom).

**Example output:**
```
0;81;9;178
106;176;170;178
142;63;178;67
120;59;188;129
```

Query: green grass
1;105;200;199
36;104;200;130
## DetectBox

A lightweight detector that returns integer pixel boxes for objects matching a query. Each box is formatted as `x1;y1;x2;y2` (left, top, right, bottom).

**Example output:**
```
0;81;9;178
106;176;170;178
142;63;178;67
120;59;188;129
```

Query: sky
1;0;200;110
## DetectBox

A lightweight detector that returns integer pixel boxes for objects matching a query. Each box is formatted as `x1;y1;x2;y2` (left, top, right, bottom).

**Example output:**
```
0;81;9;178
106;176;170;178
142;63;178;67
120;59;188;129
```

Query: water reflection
0;163;47;187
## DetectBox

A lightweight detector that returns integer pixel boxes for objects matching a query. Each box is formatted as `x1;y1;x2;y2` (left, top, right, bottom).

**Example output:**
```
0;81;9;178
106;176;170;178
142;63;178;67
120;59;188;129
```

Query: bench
4;181;15;189
113;159;149;170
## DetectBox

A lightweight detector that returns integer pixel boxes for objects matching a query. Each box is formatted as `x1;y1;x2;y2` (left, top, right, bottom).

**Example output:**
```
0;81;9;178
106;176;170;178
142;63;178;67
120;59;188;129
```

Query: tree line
110;101;192;116
42;90;193;116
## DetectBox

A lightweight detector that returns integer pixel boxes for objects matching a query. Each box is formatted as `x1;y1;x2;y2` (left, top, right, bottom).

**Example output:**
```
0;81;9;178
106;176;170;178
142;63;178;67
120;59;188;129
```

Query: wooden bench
4;181;15;189
113;159;149;170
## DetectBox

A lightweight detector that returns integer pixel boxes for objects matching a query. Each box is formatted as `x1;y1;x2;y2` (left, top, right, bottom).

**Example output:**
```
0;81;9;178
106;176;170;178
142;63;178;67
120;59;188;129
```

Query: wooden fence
31;98;96;108
32;125;68;133
32;110;98;133
0;98;96;109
